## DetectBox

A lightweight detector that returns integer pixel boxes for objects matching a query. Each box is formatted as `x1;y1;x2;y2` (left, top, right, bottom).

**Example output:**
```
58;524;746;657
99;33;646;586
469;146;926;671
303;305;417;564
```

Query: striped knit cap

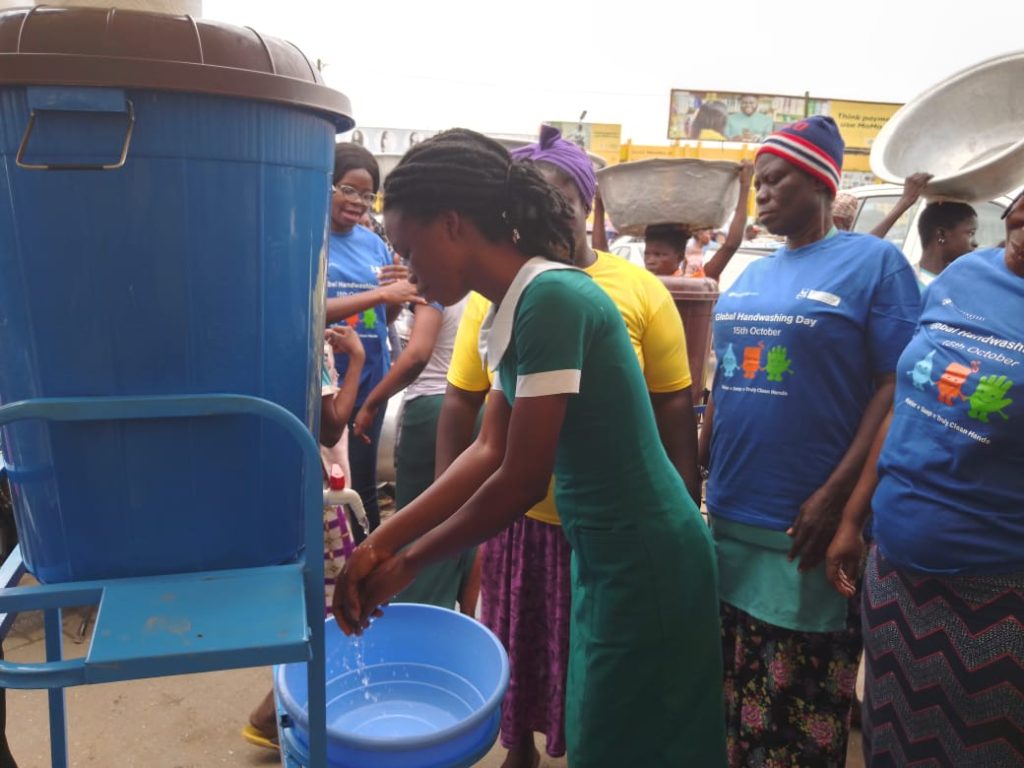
757;115;844;195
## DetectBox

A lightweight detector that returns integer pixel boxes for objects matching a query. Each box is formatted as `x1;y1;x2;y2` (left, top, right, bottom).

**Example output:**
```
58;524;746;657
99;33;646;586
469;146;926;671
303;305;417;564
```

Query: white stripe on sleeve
515;369;582;397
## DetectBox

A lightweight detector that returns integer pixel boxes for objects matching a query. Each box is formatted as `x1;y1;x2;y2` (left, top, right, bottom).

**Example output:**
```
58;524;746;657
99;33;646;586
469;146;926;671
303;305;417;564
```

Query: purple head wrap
510;124;597;212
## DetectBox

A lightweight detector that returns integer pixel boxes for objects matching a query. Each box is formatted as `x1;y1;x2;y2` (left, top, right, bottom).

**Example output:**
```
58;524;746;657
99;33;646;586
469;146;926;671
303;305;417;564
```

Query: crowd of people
0;37;1015;762
0;104;1017;767
241;117;1022;767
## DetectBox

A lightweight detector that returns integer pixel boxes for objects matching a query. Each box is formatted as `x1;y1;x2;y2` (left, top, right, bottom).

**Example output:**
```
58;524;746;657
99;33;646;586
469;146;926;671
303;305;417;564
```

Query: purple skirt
481;515;572;758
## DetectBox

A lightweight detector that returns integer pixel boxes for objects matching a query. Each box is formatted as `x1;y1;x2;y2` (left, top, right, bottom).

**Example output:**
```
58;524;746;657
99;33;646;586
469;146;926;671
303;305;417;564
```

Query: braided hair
383;129;576;263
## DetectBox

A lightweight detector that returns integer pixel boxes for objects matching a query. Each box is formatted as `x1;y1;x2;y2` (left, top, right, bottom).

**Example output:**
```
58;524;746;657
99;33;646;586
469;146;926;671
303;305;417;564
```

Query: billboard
545;120;622;166
668;90;900;151
669;90;806;143
810;98;901;151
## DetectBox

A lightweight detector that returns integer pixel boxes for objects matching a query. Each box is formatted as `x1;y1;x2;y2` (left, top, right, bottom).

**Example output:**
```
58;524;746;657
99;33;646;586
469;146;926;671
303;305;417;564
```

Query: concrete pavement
5;598;860;767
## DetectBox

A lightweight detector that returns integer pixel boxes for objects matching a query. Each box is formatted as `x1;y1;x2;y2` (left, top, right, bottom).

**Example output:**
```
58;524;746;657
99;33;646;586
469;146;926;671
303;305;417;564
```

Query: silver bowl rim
870;49;1024;186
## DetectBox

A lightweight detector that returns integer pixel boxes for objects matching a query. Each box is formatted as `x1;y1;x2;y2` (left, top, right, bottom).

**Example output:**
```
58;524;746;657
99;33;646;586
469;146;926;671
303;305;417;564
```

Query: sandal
241;723;279;751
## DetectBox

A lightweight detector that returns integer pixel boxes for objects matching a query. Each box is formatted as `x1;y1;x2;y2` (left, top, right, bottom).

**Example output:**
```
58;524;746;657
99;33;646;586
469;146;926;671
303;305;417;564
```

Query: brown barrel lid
0;6;353;130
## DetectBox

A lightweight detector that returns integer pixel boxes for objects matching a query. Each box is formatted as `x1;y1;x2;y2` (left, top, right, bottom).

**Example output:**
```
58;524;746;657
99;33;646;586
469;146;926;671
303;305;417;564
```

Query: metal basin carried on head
597;158;740;235
871;50;1024;202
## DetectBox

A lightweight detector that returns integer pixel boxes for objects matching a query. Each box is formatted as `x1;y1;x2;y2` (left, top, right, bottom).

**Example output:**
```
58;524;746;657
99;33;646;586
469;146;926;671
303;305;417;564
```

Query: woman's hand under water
332;543;391;635
360;553;416;621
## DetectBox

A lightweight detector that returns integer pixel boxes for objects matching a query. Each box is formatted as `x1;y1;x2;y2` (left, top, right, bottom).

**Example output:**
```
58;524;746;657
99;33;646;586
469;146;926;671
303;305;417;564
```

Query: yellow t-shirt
446;251;691;525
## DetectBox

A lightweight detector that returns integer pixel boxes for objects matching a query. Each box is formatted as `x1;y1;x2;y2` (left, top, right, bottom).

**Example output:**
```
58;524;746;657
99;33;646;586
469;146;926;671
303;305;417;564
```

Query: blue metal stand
0;395;328;767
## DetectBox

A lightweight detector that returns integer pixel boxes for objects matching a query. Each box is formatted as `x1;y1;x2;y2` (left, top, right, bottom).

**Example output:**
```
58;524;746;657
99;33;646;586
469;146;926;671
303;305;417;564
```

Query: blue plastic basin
0;85;335;582
276;605;510;768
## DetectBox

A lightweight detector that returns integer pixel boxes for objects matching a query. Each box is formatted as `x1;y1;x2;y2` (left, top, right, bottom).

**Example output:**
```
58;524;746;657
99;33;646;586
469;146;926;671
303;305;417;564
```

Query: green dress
486;260;726;767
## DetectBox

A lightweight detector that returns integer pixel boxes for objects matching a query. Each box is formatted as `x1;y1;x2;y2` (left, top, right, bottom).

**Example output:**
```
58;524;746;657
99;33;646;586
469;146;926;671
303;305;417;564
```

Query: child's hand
325;326;364;359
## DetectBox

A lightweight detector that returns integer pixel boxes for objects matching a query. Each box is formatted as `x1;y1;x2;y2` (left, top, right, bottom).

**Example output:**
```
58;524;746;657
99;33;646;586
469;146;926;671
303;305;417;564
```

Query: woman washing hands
333;129;726;768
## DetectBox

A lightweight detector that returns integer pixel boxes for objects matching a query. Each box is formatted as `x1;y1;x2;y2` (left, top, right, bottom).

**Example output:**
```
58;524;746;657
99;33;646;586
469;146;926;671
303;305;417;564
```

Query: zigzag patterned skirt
862;545;1024;767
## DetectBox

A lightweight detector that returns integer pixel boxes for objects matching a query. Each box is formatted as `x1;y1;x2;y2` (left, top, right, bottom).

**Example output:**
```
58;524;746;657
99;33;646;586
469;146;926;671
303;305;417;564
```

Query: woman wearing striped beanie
699;115;922;766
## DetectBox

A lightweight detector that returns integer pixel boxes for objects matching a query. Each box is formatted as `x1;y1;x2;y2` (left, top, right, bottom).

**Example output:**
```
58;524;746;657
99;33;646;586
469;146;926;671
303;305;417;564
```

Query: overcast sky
204;0;1023;145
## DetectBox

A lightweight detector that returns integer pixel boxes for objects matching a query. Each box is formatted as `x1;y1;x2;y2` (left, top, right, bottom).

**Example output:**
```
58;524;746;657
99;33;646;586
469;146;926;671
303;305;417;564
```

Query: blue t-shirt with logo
326;226;393;406
873;248;1024;575
708;231;919;530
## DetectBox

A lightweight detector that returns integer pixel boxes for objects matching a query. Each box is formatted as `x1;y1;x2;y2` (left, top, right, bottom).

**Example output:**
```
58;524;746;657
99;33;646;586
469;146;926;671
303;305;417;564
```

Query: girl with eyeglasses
325;143;423;540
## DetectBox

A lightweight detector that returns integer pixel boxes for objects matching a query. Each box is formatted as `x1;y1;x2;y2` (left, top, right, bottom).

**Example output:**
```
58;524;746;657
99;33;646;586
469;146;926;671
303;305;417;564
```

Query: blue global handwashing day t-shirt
708;231;919;530
326;226;393;406
873;248;1024;575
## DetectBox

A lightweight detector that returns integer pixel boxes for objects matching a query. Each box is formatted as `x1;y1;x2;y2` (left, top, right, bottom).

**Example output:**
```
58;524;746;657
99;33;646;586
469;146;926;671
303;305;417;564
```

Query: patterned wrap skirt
721;598;862;767
862;545;1024;767
480;515;572;758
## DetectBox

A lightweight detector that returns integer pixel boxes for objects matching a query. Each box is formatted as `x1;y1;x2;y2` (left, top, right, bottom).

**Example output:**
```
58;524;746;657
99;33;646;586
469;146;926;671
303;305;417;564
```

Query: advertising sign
810;98;901;151
669;90;806;142
545;120;622;166
669;89;900;151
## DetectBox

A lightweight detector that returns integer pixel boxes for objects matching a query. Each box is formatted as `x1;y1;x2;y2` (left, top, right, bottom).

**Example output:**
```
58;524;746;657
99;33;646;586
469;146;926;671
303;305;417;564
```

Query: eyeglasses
333;184;378;207
1002;187;1024;220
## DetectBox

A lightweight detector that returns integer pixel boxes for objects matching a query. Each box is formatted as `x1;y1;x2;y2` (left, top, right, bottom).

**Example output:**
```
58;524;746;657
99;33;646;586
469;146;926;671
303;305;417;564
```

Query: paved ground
5;594;862;767
4;602;565;767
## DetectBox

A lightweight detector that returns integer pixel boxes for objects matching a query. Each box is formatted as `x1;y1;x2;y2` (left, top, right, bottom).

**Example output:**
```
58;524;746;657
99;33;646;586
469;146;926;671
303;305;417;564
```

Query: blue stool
0;394;328;767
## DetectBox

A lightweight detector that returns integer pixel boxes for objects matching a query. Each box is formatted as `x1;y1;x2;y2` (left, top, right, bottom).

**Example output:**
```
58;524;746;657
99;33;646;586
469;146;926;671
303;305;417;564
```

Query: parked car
843;183;1012;260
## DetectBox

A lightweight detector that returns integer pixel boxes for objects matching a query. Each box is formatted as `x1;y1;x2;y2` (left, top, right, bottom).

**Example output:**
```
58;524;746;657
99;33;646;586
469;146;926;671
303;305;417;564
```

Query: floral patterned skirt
721;599;862;768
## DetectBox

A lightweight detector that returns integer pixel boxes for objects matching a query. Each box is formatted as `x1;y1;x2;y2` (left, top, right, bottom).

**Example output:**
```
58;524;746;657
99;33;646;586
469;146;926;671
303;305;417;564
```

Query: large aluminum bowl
871;51;1024;202
597;158;740;236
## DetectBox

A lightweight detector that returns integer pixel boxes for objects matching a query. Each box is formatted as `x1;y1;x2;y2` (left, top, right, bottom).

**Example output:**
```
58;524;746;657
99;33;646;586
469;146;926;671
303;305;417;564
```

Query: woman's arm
825;408;892;595
787;373;896;571
355;393;568;627
591;188;609;252
325;279;423;325
335;390;569;632
435;383;488;477
697;395;714;473
405;393;565;568
333;389;511;631
353;304;443;442
868;172;932;240
650;388;700;504
703;160;754;282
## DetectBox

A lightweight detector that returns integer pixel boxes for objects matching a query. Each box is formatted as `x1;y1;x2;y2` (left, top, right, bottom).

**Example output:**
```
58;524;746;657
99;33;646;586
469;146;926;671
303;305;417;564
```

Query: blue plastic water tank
0;7;353;582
